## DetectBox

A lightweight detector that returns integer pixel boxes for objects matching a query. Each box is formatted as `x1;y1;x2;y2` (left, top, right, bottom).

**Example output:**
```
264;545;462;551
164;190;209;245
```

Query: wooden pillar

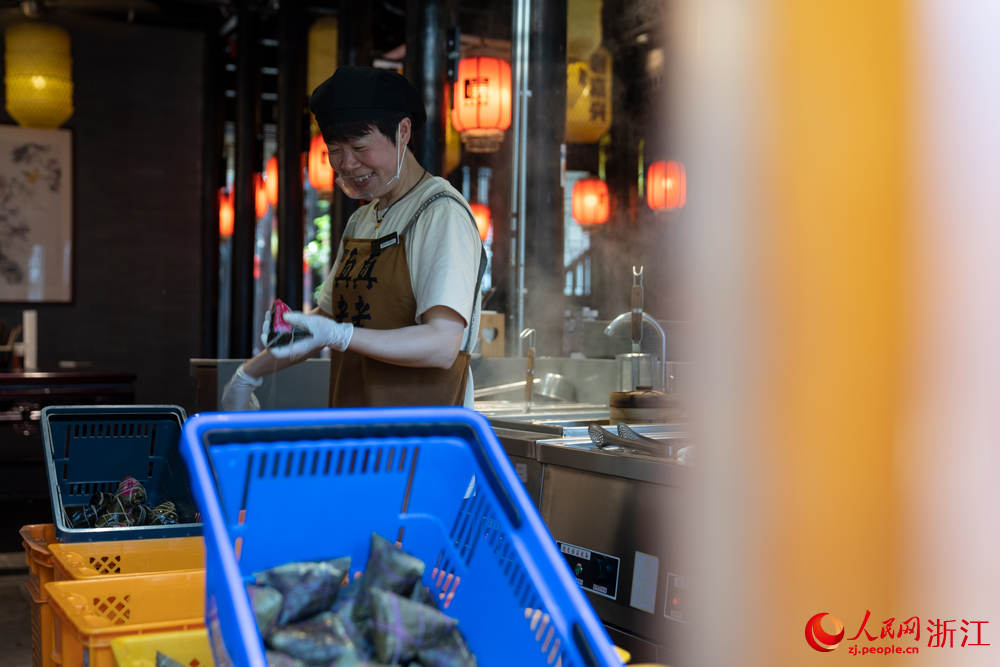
200;23;223;357
405;0;447;174
523;0;567;354
680;0;908;663
276;0;307;309
230;2;260;358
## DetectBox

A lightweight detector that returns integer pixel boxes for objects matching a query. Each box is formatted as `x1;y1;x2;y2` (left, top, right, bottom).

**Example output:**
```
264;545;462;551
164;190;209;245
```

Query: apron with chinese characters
327;192;487;407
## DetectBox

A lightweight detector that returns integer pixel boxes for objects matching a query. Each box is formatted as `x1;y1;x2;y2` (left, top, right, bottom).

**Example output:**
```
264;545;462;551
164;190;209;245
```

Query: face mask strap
383;123;406;189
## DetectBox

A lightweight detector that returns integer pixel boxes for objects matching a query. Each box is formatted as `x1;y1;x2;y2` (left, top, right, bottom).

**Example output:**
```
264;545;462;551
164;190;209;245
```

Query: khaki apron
327;192;487;407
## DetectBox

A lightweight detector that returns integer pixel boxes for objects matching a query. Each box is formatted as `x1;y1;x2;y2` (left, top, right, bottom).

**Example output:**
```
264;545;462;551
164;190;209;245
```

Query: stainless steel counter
485;408;691;664
536;434;688;485
537;441;689;662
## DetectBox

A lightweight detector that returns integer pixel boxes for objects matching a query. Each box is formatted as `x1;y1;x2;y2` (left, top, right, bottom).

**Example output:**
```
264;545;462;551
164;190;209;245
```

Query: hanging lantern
451;57;512;153
572;178;609;227
469;203;491;241
308;134;334;191
5;22;74;128
566;47;612;143
218;189;234;239
566;0;603;63
647;160;686;210
307;17;338;136
265;156;278;206
254;173;269;218
443;83;462;175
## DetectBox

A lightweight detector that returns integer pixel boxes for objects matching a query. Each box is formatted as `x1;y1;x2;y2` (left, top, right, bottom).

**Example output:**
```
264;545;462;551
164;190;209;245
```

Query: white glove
260;313;271;348
267;312;354;359
221;364;262;411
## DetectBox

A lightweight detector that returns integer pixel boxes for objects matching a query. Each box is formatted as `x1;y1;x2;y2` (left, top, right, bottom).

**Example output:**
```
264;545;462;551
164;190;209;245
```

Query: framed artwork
0;126;73;302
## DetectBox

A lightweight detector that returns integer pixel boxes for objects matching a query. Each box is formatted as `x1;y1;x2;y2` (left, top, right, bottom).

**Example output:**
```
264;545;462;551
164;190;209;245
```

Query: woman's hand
220;364;262;410
267;312;354;359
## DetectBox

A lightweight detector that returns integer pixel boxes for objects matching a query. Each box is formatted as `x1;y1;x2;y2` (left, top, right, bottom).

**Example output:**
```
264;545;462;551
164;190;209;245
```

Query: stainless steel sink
474;400;608;415
475;400;610;435
476;399;692;439
485;416;610;436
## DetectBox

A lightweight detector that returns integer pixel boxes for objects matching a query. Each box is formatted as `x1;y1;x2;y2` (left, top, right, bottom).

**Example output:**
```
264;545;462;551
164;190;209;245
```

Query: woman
222;66;485;409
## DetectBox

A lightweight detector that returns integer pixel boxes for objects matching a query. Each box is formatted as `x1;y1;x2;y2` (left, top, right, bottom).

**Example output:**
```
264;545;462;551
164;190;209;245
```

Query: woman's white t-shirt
318;176;482;407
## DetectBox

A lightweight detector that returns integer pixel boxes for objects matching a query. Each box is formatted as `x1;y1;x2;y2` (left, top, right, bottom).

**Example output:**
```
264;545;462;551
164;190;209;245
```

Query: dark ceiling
0;1;511;55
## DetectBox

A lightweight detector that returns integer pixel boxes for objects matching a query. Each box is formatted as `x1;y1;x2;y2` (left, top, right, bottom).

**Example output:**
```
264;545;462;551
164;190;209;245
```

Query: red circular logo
805;612;845;652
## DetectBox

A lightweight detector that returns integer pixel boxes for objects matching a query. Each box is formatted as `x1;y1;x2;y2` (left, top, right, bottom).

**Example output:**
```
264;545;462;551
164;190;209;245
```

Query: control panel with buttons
557;541;621;601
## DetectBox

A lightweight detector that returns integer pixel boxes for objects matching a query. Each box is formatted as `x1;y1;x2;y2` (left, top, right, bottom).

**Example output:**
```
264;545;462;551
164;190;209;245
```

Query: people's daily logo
805;612;845;652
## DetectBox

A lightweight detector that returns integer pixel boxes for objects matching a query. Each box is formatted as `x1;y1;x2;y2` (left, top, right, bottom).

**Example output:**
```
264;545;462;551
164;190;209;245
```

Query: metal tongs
587;424;672;458
618;423;676;458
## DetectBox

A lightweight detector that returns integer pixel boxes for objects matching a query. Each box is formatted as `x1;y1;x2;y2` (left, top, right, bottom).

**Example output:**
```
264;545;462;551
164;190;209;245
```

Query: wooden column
405;0;447;174
229;2;260;358
276;0;307;309
523;0;567;354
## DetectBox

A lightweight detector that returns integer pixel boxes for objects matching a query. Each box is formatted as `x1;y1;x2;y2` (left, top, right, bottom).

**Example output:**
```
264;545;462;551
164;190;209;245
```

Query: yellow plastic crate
21;523;58;667
49;536;204;581
111;629;213;667
24;582;55;667
21;523;57;601
45;571;205;667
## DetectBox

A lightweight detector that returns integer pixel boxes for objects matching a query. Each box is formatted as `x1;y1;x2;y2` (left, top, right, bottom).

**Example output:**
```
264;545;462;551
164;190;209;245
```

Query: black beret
310;66;427;140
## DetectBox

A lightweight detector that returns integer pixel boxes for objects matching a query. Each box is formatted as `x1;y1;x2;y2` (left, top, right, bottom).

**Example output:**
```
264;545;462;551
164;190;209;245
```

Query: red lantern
470;203;491;241
647;160;686;210
265;156;278;206
254;173;269;218
218;188;234;239
451;56;512;152
572;178;610;226
308;134;334;190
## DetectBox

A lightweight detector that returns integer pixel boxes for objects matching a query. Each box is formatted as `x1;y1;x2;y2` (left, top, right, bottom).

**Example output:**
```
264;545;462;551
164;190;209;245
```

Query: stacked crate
25;405;207;667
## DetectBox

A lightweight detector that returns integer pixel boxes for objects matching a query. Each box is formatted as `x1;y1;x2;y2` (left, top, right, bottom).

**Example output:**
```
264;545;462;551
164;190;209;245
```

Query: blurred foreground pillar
902;2;1000;666
679;0;1000;664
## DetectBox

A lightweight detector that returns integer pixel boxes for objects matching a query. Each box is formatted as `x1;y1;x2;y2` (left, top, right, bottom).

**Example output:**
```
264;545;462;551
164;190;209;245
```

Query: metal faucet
605;270;668;392
604;312;668;391
519;328;536;409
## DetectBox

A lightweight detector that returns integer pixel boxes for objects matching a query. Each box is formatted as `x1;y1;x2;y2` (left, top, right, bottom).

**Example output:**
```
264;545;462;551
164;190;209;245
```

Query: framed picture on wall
0;125;73;303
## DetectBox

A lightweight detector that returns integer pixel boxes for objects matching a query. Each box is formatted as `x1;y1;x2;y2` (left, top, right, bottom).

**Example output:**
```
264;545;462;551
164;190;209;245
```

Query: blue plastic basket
180;407;620;666
42;405;202;542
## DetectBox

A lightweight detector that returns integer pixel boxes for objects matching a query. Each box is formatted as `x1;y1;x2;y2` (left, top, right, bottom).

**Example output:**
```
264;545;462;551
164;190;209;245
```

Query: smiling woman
223;66;487;411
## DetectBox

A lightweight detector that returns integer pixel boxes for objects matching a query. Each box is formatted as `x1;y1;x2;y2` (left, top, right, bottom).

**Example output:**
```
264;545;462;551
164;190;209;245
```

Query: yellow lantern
307;17;338;136
566;47;612;143
566;0;602;63
443;83;462;175
5;22;73;128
